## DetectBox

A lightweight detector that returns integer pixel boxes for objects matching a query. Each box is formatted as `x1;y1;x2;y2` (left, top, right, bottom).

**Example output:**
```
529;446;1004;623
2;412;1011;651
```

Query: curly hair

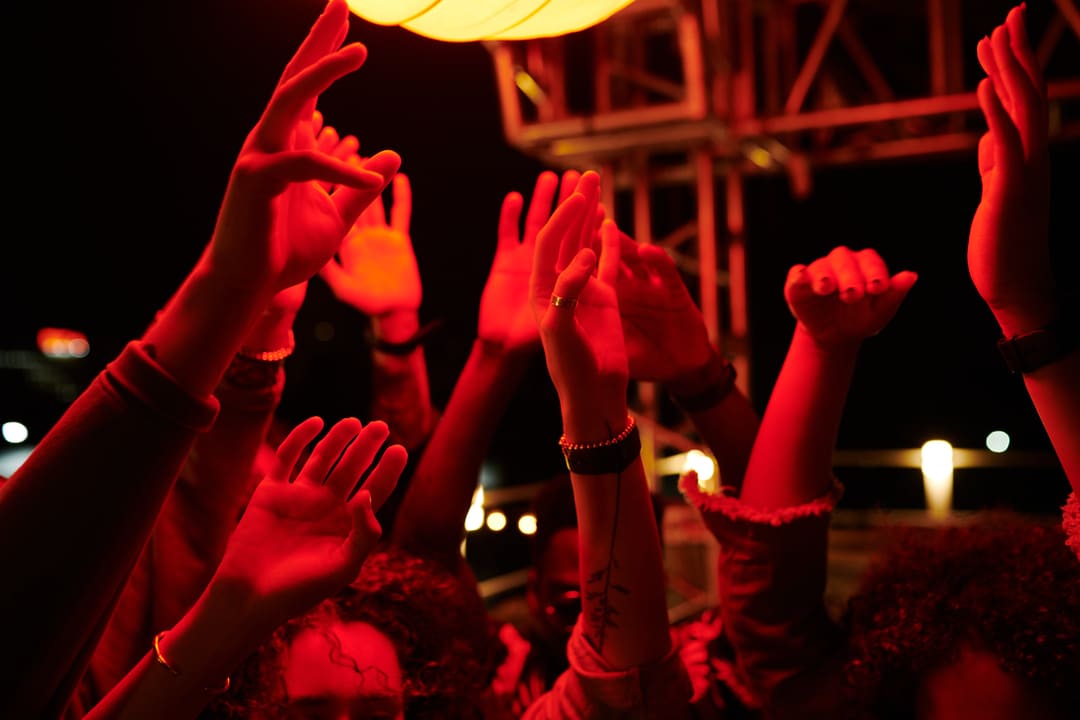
207;545;497;719
842;515;1080;718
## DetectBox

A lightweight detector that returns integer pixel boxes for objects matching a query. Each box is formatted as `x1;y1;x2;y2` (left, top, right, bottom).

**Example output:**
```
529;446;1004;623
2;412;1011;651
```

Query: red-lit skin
281;621;405;720
972;4;1080;495
319;163;436;449
529;175;672;671
0;1;399;716
85;417;407;719
389;170;571;577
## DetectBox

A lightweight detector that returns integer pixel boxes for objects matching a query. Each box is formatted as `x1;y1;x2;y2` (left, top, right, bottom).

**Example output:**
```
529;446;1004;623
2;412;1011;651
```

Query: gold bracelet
152;631;231;694
558;416;641;475
237;330;296;363
558;415;636;451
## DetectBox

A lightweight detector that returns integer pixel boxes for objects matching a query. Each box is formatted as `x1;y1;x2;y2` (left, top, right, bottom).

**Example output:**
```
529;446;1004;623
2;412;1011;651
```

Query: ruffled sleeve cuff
1063;492;1080;562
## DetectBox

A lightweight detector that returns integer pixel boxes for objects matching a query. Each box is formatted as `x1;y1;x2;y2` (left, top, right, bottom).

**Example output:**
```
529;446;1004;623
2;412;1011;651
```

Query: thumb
874;270;918;326
342;490;382;572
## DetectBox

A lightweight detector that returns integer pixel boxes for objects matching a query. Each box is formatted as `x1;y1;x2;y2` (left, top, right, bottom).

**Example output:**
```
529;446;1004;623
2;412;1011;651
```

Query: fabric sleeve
1064;492;1080;562
678;475;845;711
521;617;692;719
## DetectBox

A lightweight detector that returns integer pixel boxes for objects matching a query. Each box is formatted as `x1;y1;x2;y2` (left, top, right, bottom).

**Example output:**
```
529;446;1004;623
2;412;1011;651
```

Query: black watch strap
996;320;1078;374
561;424;642;475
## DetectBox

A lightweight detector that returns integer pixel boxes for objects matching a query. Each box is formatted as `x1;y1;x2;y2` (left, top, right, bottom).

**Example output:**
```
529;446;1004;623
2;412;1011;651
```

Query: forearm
681;393;759;493
739;325;858;509
390;340;529;563
563;403;671;670
369;310;436;449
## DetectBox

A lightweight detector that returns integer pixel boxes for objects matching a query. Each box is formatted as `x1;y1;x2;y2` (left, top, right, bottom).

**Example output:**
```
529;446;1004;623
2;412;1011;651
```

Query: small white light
518;513;537;536
486;510;507;532
683;449;716;485
986;431;1010;453
464;504;485;532
2;421;29;444
921;440;954;518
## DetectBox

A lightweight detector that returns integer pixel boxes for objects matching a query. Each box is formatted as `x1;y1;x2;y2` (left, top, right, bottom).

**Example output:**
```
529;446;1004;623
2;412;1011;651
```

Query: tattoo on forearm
584;464;630;652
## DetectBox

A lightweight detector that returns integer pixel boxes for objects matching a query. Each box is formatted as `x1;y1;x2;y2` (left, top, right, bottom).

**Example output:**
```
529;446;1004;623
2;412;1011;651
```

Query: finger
312;109;324;136
598;220;621;287
532;193;587;303
976;36;1011;113
523;171;560;245
558;172;600;271
389;173;412;234
805;256;838;296
1006;4;1044;93
255;43;368;151
872;270;918;326
332;150;401;227
316;124;340;155
332;134;360;164
246;149;385;190
277;0;350;87
357;443;407;511
558;170;581;204
783;264;815;307
324;420;391;497
497;191;525;253
273;417;325;482
618;231;643;268
977;78;1023;175
977;132;996;177
828;246;866;303
341;490;383;570
547;248;597;331
854;248;891;296
296;417;363;486
643;244;685;289
991;24;1038;139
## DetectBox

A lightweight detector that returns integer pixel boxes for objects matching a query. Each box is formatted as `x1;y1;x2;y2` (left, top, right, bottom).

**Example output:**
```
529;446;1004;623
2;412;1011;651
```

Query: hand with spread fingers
529;171;628;442
970;3;1055;336
213;416;407;623
207;0;400;296
320;172;422;318
785;246;917;349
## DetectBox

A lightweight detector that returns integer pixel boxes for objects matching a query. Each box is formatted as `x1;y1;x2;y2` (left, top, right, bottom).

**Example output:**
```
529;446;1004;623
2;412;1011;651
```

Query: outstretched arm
971;4;1079;497
390;171;567;572
85;417;406;720
523;172;691;717
0;2;397;716
615;234;759;490
320;170;436;450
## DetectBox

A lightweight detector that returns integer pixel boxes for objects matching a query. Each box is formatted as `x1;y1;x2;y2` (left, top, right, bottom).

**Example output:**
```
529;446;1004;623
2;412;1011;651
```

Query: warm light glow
37;328;90;359
346;1;636;42
518;512;537;535
683;449;716;484
921;440;953;519
486;510;507;532
2;421;29;444
986;430;1010;453
464;504;486;532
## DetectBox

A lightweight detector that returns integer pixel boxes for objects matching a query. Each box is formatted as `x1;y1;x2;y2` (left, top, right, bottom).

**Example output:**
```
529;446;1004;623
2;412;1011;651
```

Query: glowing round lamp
345;1;636;42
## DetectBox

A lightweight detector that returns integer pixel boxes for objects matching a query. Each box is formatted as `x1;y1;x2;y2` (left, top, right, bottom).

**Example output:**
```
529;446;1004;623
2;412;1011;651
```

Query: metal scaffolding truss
485;0;1080;484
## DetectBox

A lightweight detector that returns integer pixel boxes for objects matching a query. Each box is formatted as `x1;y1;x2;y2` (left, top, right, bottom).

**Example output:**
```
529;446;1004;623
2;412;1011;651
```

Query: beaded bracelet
559;415;641;475
152;631;231;694
237;330;295;363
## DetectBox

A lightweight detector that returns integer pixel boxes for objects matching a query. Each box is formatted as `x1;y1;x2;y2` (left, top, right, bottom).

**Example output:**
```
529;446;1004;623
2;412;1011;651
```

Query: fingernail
868;278;884;290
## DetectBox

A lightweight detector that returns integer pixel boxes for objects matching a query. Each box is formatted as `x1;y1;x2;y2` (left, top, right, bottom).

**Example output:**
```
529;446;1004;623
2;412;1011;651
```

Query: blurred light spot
921;440;953;519
747;146;773;169
2;421;29;444
486;510;507;532
986;431;1010;453
682;449;716;484
37;328;89;359
514;69;548;104
518;513;537;536
314;321;335;342
464;504;485;532
0;446;34;477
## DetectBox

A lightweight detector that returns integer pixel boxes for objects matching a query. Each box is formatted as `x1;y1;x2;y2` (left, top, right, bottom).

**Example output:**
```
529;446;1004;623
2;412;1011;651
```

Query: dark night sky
2;1;1077;514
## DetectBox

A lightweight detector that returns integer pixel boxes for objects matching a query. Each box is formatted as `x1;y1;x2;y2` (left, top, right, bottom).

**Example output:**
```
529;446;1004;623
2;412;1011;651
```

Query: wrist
371;310;420;344
560;404;630;446
793;323;863;357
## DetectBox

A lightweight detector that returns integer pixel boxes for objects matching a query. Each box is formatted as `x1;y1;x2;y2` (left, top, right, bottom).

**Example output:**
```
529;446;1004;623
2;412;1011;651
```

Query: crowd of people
0;2;1076;718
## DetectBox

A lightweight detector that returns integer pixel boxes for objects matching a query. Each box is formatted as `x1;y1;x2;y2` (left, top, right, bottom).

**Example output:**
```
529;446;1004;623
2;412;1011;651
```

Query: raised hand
970;3;1054;335
207;0;400;296
530;171;627;442
785;246;916;348
477;171;563;353
614;234;716;383
212;416;407;623
320;173;423;316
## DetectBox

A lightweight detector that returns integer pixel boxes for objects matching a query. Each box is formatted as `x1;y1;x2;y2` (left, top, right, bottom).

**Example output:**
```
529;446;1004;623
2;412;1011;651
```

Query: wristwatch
996;320;1078;374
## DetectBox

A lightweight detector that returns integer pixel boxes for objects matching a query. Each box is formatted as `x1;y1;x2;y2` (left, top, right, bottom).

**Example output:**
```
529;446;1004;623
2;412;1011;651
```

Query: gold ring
550;294;578;309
